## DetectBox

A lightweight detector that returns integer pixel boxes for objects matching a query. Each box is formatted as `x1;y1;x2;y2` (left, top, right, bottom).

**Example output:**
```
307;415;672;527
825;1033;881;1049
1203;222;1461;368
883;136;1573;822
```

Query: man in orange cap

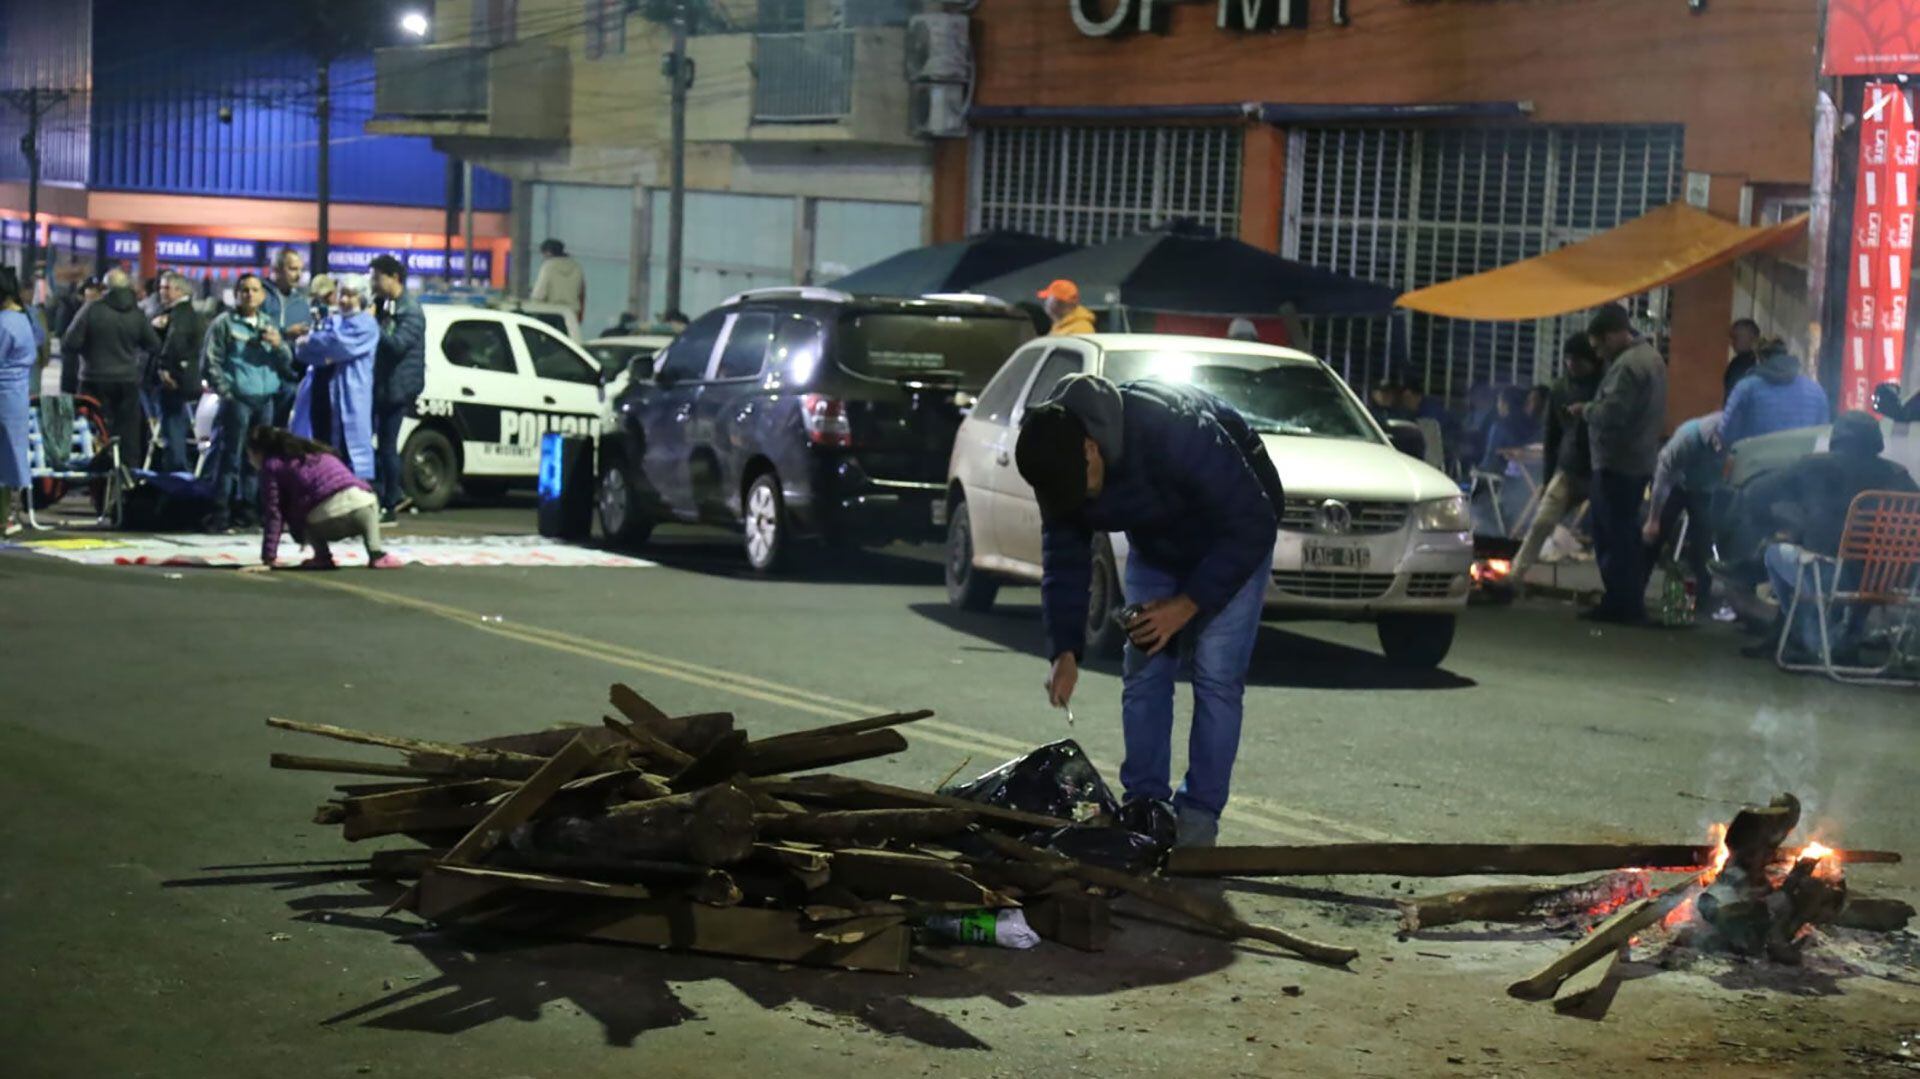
1039;279;1096;336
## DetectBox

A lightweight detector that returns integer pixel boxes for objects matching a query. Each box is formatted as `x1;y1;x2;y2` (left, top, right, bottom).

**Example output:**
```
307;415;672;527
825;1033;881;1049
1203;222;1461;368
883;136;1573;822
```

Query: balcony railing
375;45;492;117
371;42;568;141
753;31;855;123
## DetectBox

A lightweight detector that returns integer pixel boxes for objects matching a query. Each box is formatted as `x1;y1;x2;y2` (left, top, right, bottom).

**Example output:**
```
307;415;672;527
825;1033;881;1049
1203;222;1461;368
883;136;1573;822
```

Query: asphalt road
4;508;1918;1078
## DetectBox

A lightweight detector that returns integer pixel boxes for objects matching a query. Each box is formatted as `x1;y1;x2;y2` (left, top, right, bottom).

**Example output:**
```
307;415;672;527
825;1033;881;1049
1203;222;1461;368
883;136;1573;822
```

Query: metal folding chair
23;396;124;530
1775;490;1920;685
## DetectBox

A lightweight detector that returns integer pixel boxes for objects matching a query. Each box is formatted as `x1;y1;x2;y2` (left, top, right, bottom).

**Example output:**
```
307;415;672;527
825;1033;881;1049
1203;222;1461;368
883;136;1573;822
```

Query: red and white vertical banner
1843;81;1918;411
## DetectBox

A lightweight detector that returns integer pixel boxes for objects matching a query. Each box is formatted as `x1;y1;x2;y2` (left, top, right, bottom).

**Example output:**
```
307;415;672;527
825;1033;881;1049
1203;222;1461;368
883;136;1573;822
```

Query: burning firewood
1395;871;1672;933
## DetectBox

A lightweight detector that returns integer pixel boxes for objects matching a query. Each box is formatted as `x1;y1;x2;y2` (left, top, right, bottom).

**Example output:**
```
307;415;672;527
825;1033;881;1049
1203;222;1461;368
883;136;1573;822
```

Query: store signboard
406;249;492;276
1824;0;1920;75
2;219;25;243
1840;81;1915;410
324;246;391;271
209;238;262;264
1071;0;1307;36
107;233;141;258
153;234;209;261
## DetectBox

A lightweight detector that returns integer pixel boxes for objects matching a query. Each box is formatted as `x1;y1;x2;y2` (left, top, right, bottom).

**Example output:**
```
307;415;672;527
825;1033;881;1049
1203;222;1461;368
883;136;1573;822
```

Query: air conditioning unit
911;82;968;139
907;13;972;83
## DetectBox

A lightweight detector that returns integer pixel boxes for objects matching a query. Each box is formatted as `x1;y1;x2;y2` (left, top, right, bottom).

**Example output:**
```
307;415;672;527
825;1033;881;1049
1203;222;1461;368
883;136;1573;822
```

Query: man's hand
158;372;176;390
1641;518;1660;544
1046;652;1079;709
286;323;310;339
260;325;283;348
152;314;169;330
1566;402;1588;418
1127;595;1199;655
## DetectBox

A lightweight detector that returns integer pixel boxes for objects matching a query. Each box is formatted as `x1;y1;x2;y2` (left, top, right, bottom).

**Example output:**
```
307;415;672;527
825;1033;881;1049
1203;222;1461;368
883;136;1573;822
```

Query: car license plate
1302;542;1370;570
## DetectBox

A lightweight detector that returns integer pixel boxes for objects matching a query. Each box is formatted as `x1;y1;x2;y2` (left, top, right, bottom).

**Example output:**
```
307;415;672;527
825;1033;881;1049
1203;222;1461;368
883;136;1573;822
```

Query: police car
398;307;604;510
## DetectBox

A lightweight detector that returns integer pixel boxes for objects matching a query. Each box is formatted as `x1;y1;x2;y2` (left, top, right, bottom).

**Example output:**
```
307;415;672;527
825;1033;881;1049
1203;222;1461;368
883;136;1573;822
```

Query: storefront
934;0;1818;421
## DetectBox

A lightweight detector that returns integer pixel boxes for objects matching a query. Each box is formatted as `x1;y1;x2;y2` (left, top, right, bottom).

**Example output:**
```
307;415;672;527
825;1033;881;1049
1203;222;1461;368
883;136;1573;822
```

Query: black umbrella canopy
971;220;1398;318
829;230;1081;296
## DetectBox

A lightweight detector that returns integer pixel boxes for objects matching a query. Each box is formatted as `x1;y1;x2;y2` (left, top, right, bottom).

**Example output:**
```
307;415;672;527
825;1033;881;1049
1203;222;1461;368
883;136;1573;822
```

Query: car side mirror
1385;419;1427;460
1872;381;1906;421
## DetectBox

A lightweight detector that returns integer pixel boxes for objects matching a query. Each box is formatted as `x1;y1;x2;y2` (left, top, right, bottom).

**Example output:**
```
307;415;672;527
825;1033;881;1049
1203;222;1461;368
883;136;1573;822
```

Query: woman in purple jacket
241;427;401;571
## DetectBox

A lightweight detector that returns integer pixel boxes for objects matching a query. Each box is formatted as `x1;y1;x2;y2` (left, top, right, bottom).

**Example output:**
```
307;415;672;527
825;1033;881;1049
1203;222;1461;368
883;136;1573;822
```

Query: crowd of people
0;248;425;561
1445;305;1917;668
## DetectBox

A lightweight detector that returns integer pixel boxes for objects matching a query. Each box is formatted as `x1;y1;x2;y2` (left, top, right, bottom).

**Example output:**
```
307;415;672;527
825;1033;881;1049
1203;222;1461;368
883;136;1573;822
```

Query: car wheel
401;428;458;512
597;451;654;547
1086;537;1126;659
743;471;790;574
1376;613;1456;668
945;499;999;612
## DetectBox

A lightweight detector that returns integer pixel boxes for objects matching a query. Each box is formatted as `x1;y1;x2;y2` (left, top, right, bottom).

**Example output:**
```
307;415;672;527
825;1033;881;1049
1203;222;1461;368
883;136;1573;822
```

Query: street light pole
5;88;69;285
315;58;332;273
665;1;689;314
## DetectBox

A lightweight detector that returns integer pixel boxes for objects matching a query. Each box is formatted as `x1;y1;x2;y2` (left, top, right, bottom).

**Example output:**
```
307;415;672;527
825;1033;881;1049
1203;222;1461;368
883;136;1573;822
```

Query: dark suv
598;288;1035;571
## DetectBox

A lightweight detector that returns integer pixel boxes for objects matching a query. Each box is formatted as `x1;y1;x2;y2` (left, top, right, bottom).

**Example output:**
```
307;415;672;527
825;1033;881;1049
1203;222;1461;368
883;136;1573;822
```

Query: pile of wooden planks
274;683;1358;972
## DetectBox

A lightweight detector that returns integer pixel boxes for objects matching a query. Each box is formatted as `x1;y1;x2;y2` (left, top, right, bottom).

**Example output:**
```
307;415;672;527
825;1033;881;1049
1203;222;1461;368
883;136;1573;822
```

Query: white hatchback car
944;334;1473;667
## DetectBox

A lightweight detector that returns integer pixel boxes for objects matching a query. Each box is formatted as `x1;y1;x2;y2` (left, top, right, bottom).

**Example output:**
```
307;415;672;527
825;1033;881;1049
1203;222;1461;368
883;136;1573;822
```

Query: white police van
398;307;604;510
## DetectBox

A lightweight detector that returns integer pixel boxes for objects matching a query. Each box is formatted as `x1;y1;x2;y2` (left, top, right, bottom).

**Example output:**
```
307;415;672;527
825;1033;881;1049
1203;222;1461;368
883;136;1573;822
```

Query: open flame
1661;823;1732;929
1470;558;1513;586
1794;840;1843;882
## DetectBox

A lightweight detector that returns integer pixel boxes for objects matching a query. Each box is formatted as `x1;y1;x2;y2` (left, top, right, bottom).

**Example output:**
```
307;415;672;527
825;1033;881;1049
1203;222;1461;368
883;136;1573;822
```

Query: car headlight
1413;495;1470;532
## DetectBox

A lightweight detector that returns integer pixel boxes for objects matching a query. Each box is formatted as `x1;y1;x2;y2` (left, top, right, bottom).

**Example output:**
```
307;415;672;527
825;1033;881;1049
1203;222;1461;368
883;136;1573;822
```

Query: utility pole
664;1;691;314
5;88;72;285
315;58;332;273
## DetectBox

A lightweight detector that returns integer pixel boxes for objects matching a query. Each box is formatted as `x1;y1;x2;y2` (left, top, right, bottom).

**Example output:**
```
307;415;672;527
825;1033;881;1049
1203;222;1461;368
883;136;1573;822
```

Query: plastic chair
1775;490;1920;685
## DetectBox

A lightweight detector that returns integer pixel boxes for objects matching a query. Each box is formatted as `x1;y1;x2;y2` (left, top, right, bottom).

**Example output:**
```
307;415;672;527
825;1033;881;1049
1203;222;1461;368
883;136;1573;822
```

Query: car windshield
837;311;1034;390
589;344;654;379
1101;350;1380;442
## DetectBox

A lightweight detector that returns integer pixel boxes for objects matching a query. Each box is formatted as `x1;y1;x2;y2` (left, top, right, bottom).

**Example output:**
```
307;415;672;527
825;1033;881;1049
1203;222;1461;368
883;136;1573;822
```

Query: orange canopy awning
1396;203;1809;321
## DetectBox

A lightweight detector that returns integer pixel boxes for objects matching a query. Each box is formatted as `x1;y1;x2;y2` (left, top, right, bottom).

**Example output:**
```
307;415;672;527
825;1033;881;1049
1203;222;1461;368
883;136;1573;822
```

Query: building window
1286;124;1684;399
758;0;806;32
969;125;1243;246
473;0;518;45
584;0;628;59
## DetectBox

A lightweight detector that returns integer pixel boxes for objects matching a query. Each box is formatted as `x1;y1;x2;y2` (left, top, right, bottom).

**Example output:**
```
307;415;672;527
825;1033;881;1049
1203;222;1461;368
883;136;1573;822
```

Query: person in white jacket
530;238;586;322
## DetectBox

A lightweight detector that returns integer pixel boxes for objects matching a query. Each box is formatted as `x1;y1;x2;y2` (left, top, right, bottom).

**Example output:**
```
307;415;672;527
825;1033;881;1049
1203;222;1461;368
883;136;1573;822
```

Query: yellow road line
290;573;1391;843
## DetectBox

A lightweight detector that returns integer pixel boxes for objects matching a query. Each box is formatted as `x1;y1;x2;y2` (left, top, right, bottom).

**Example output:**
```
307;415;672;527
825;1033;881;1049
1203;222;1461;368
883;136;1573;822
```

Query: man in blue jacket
1016;374;1282;847
1720;343;1829;448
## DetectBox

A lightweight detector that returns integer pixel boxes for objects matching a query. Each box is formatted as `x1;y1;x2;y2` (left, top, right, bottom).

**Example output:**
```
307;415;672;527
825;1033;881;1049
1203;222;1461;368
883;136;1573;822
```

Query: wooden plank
267;716;545;768
749;710;937;747
1825;895;1915;931
386;734;602;915
344;803;492;842
1507;896;1669;1000
740;729;909;778
978;833;1358;966
752;775;1072;831
1394;871;1673;933
757;808;977;845
429;863;656;901
369;847;444;878
1551;945;1624;1014
416;867;912;972
829;848;1015;907
340;778;518;818
1025;891;1112;952
609;683;688;742
671;712;738;756
667;729;749;792
466;725;625;758
602;715;696;770
273;753;521;780
1166;843;1901;878
529;783;758;866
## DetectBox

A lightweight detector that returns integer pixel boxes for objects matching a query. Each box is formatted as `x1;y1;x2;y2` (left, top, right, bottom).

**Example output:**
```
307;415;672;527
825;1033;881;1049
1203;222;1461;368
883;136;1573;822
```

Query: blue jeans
155;389;196;474
1119;556;1268;821
212;394;273;520
375;402;407;510
1590;469;1649;619
1765;543;1854;655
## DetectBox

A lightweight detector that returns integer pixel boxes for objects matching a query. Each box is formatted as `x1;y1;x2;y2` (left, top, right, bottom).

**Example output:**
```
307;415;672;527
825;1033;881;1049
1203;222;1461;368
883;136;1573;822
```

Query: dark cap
1015;402;1091;523
540;238;566;256
1587;304;1633;338
1830;410;1886;457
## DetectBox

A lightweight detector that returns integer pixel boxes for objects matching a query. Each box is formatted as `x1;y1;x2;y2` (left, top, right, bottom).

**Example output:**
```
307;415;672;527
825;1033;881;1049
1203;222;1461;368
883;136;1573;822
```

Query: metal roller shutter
1286;125;1684;399
969;126;1242;246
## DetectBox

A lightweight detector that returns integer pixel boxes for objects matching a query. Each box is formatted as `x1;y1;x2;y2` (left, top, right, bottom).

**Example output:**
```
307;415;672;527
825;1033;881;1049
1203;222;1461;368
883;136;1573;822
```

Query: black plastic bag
1030;797;1176;875
938;739;1119;823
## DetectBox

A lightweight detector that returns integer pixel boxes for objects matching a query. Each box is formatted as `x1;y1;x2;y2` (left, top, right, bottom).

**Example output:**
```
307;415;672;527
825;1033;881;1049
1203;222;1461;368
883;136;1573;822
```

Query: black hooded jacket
62;285;162;384
1741;412;1918;556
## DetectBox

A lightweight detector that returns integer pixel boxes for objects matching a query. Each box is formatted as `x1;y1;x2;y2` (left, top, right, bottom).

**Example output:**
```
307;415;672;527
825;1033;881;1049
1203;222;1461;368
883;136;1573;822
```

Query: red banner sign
1841;82;1917;410
1825;0;1920;75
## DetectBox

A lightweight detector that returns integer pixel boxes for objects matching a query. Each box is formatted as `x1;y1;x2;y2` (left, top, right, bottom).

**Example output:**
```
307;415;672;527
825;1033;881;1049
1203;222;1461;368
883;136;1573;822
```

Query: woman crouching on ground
241;426;401;572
